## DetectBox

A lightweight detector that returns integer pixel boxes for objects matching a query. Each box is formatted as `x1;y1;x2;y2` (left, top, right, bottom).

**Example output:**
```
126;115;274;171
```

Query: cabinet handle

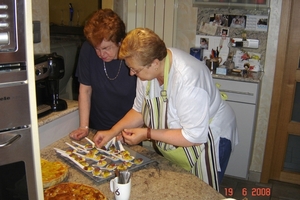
219;89;254;96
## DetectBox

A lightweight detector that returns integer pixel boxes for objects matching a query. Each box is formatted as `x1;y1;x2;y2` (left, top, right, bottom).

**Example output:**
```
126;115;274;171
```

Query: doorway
261;0;300;185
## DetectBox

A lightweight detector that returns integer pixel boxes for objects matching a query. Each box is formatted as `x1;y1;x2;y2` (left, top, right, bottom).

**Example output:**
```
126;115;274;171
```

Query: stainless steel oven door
0;127;39;200
0;81;30;130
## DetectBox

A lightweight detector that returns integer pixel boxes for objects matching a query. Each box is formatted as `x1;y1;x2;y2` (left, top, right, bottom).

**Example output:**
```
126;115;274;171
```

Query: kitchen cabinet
193;0;270;9
213;78;261;179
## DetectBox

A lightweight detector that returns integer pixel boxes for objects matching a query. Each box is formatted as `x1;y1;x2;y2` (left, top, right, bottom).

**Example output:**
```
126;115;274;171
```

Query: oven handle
0;134;21;148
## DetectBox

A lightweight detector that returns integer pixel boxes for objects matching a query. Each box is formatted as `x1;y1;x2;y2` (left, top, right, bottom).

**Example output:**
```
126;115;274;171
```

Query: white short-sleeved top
133;48;238;158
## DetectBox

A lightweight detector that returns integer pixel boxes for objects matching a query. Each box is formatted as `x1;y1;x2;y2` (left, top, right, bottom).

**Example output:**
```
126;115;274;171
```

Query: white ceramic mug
110;177;131;200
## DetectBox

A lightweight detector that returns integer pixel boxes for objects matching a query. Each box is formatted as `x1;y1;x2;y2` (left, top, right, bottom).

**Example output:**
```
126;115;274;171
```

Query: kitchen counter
212;71;264;83
38;99;79;127
40;133;225;200
38;99;79;149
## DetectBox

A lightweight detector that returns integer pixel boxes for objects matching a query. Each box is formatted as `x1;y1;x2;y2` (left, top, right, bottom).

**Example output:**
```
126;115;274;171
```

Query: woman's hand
122;128;147;145
93;130;115;148
69;127;89;141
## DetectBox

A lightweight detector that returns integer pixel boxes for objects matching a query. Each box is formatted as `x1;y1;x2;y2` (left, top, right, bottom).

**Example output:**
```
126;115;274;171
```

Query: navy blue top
76;41;136;130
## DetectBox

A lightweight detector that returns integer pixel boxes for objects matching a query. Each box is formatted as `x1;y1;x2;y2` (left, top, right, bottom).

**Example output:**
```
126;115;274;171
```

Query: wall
175;1;198;52
48;0;98;27
252;0;281;175
102;0;114;9
32;0;97;54
32;0;50;54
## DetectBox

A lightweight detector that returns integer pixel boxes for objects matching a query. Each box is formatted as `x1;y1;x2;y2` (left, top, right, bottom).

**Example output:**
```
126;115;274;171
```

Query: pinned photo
209;14;229;27
229;15;246;28
200;38;209;49
221;28;229;36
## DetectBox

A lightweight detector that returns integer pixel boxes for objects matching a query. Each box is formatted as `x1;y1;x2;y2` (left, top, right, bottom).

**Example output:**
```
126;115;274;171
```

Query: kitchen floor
219;175;300;200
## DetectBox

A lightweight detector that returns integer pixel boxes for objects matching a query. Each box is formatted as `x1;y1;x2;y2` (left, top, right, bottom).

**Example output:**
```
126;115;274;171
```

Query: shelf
193;0;270;9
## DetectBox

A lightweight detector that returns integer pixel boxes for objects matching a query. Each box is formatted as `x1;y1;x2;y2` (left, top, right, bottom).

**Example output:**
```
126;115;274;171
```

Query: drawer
213;78;260;104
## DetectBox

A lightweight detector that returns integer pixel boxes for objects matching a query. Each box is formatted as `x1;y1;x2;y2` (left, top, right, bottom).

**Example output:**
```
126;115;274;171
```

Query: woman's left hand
122;128;147;145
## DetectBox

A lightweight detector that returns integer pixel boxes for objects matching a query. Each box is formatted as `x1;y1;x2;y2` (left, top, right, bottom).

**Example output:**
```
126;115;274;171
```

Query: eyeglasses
95;44;115;54
129;67;145;75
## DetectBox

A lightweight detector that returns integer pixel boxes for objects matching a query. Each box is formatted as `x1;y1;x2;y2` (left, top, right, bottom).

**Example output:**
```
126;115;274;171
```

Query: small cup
110;177;131;200
205;57;222;72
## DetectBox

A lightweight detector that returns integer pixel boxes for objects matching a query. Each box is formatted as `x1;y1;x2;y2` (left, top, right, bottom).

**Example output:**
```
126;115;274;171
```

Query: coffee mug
110;177;131;200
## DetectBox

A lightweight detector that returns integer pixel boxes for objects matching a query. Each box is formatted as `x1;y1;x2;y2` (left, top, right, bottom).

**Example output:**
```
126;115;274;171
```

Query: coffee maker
34;53;67;117
35;55;51;118
47;52;68;111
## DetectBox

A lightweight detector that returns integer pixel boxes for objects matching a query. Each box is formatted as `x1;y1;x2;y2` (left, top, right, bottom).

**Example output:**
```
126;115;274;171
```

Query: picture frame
221;28;229;36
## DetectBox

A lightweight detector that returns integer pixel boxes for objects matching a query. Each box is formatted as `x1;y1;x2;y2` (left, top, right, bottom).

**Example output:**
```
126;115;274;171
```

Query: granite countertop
212;71;264;83
41;133;225;200
38;99;78;127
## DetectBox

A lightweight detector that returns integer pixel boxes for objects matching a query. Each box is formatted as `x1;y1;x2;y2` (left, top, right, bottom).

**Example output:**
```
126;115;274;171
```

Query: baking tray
55;145;155;183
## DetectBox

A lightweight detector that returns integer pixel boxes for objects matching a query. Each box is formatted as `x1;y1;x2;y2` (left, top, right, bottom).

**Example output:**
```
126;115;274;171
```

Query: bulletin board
195;35;230;65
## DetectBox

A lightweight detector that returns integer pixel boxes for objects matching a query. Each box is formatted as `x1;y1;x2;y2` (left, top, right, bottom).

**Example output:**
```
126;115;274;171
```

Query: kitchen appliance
35;55;52;118
0;0;43;199
34;53;67;117
47;52;68;112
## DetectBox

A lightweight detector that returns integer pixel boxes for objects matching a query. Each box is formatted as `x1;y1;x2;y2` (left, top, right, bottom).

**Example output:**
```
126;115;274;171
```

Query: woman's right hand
93;130;116;148
69;127;89;141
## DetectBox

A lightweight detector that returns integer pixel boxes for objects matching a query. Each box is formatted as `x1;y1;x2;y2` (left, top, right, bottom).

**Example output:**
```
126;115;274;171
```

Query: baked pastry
117;163;128;171
41;158;68;189
133;158;144;165
97;160;107;167
92;167;101;177
106;163;116;171
44;182;107;200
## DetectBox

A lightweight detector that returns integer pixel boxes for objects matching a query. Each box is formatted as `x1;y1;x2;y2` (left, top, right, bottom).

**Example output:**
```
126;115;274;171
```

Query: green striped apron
141;55;219;191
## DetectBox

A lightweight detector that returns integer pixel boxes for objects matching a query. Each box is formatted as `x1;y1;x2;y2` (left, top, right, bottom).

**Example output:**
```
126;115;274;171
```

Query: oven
0;0;43;199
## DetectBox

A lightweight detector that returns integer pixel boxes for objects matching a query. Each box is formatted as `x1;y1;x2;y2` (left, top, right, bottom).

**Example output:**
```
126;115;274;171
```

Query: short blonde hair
119;28;167;66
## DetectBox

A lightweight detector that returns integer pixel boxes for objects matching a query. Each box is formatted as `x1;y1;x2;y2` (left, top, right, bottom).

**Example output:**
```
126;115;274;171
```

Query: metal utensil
119;170;131;184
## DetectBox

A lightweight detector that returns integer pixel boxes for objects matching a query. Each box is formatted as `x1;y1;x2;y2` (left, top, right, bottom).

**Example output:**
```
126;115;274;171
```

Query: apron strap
146;54;170;102
161;54;169;102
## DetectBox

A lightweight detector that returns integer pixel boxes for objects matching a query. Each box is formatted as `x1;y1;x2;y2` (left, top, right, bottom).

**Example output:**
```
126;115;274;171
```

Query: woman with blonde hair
93;28;238;190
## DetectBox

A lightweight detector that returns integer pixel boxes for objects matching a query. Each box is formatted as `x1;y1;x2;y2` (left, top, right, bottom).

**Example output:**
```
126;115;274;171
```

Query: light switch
33;21;41;43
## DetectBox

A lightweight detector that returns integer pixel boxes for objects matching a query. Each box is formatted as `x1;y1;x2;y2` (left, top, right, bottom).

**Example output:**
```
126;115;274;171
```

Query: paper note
199;22;218;35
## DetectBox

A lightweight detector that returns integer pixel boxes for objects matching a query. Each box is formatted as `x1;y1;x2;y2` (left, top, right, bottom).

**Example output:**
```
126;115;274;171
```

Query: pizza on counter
44;182;107;200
